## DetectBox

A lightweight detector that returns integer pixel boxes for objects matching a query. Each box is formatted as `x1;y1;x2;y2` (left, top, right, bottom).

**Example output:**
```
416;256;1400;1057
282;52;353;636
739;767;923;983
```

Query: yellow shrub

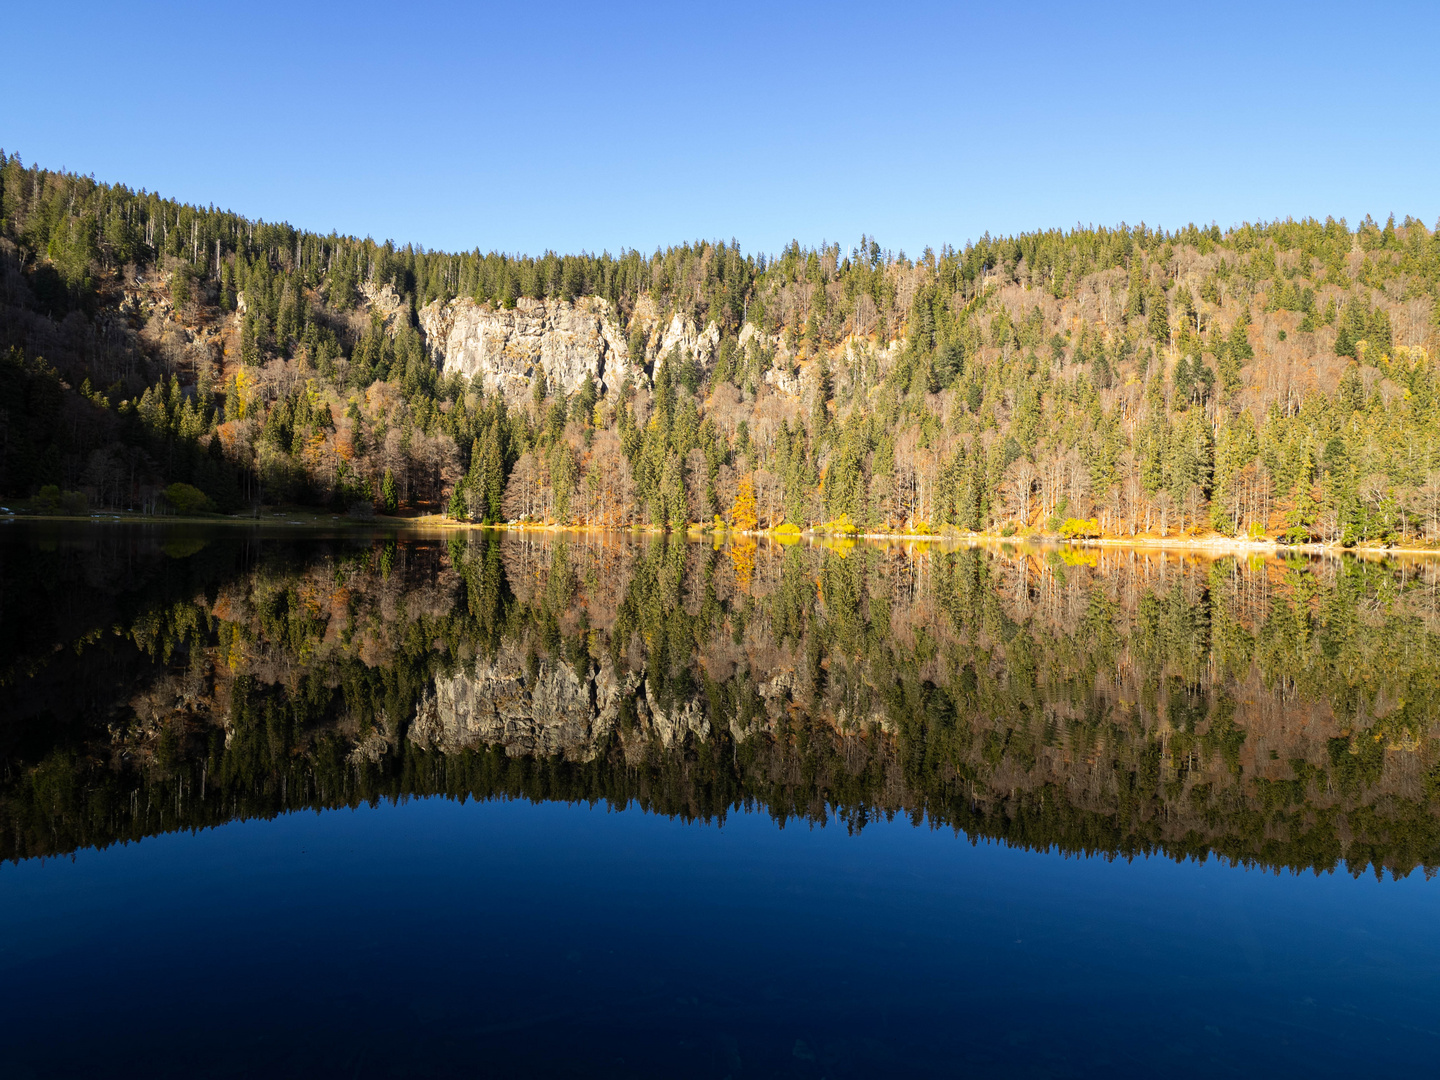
1059;517;1100;539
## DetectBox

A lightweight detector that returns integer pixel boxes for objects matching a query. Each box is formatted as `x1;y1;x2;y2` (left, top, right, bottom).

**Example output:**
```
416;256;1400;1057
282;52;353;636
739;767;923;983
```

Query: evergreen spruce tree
811;356;831;440
1147;286;1170;345
382;470;398;514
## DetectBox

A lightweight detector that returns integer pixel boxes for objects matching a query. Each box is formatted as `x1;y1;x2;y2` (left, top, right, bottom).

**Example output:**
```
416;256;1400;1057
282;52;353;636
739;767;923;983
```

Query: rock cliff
417;296;640;401
408;644;750;762
655;312;721;368
409;644;611;760
359;281;410;330
417;294;733;403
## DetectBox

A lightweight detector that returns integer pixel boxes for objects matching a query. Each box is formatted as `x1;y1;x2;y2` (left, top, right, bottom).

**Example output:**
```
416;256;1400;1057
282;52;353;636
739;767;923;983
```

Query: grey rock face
410;645;606;761
655;313;721;368
640;678;711;748
407;648;728;761
763;364;802;397
360;282;409;330
418;296;639;402
417;295;739;404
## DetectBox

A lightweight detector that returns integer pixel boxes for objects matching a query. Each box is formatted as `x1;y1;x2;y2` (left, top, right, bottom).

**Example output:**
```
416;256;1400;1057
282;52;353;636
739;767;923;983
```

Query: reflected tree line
4;525;1440;878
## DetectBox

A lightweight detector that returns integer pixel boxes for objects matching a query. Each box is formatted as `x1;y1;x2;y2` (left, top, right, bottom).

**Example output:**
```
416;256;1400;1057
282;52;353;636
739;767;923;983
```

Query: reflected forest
5;526;1440;879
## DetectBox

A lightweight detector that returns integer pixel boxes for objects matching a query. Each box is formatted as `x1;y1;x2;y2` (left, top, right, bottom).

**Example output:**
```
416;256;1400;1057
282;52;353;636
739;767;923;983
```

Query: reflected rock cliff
4;525;1440;879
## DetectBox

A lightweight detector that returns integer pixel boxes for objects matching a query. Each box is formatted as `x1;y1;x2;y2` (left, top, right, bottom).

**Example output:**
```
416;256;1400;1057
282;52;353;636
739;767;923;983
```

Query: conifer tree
811;357;831;440
382;470;398;514
1148;286;1170;345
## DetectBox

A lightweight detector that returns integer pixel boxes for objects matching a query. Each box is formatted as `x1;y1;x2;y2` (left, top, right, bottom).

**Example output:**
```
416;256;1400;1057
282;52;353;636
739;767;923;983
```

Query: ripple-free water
3;524;1439;1077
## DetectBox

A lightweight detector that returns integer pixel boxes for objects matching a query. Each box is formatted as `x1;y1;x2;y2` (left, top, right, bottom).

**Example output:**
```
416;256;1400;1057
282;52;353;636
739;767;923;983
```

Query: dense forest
3;152;1440;542
5;527;1440;877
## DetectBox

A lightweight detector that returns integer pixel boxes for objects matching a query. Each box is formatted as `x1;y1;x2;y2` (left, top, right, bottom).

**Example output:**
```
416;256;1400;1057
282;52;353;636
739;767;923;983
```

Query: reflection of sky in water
3;796;1437;1078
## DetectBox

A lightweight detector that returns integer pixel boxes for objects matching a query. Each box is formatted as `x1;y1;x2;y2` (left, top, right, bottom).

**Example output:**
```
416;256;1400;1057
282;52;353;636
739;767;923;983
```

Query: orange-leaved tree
730;475;758;531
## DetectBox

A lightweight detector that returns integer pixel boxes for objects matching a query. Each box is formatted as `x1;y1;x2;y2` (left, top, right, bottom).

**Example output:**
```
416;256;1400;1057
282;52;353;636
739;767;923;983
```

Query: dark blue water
4;796;1437;1078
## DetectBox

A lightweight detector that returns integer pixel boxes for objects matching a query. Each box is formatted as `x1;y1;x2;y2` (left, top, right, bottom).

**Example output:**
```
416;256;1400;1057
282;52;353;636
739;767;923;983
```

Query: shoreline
6;511;1440;558
0;510;445;530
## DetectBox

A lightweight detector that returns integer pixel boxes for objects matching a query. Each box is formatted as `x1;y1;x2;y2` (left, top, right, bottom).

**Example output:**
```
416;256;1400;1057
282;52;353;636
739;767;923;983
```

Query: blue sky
8;1;1438;257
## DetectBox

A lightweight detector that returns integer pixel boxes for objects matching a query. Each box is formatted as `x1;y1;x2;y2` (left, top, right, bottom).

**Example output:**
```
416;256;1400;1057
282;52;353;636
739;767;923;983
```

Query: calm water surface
2;523;1439;1077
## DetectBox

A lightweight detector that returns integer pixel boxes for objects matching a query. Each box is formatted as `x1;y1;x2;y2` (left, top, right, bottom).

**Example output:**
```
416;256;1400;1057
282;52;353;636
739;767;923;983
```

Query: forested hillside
3;151;1439;543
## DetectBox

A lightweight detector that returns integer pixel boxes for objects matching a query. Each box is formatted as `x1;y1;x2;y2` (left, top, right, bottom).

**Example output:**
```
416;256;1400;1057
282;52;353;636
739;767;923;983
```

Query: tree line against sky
3;152;1440;543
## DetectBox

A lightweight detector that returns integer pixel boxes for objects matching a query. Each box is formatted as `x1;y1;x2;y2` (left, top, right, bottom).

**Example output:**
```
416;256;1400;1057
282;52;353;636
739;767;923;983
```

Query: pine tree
382;470;398;514
811;356;831;439
1217;312;1252;394
784;438;814;526
1147;286;1170;345
660;454;686;529
1283;478;1318;543
1125;261;1146;322
574;371;597;426
479;421;505;522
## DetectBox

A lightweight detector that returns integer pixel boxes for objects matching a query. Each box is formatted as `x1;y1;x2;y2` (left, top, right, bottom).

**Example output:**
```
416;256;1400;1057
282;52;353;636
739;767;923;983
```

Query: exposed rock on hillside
656;312;721;368
359;281;409;330
409;644;732;762
410;644;610;760
418;296;639;401
417;293;743;404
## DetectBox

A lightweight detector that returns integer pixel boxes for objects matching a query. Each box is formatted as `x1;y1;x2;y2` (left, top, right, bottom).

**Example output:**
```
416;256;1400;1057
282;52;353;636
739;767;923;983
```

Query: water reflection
4;524;1440;878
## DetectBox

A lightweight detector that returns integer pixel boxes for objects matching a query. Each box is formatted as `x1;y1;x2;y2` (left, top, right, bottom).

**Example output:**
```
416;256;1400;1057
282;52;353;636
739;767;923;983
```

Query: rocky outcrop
360;282;409;330
417;293;737;403
655;313;721;368
408;646;730;761
417;296;639;402
763;363;803;397
745;330;904;399
641;678;710;748
410;644;608;761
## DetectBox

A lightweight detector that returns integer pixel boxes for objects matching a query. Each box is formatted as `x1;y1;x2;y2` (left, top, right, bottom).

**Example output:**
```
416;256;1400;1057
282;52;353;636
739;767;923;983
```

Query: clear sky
8;0;1438;258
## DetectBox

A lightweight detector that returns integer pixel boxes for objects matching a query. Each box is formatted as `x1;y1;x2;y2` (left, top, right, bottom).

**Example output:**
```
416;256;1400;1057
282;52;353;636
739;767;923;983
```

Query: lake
3;523;1439;1077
